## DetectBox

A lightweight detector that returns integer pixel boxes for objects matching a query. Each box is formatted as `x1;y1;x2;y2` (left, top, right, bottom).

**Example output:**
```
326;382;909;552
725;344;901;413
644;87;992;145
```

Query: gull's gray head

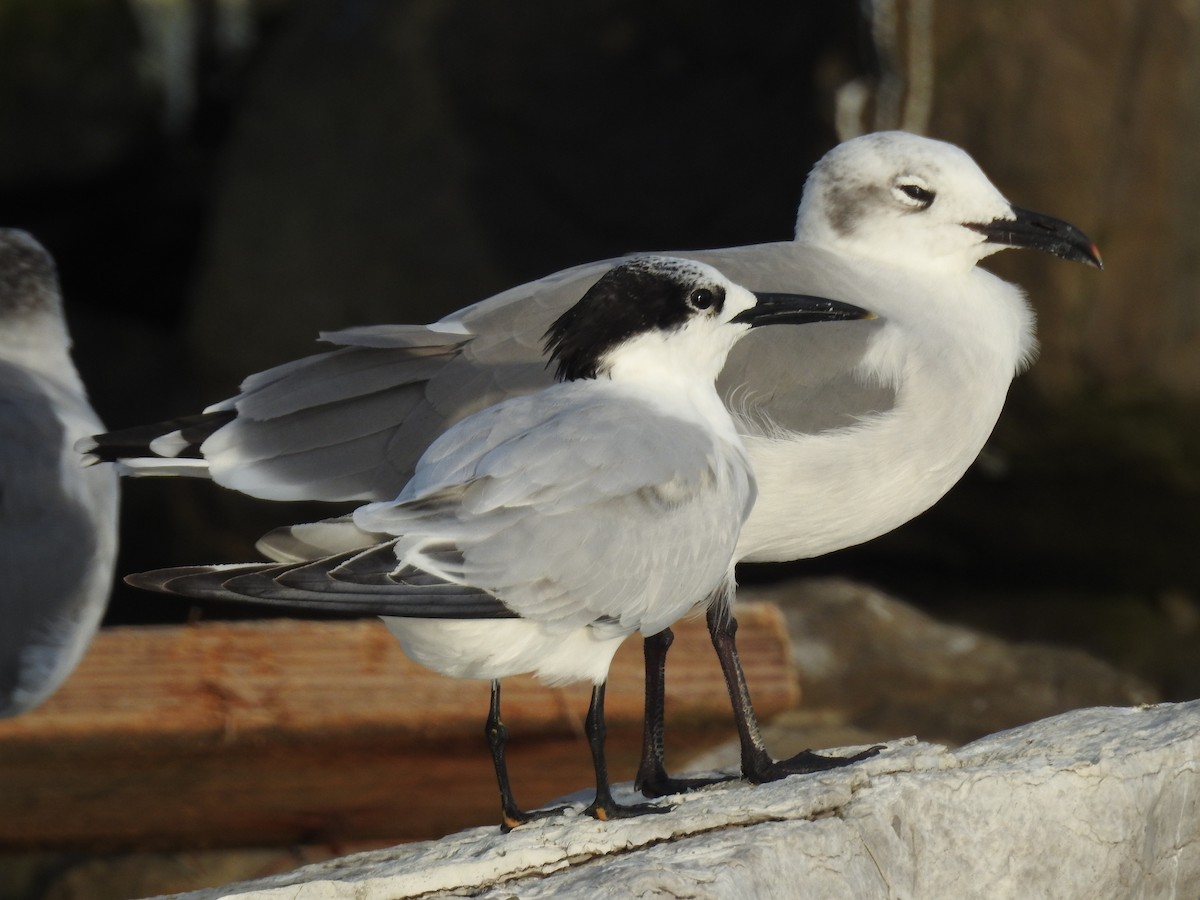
544;256;870;383
0;229;62;320
796;131;1101;272
0;229;71;355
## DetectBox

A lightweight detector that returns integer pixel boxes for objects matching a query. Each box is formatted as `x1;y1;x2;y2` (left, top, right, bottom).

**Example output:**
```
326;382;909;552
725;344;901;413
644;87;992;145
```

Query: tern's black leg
635;628;672;795
706;605;881;782
485;679;567;831
635;628;734;798
584;682;671;821
485;679;531;831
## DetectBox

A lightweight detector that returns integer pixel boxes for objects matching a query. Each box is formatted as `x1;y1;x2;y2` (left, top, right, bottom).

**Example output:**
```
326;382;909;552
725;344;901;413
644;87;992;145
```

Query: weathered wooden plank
0;603;796;850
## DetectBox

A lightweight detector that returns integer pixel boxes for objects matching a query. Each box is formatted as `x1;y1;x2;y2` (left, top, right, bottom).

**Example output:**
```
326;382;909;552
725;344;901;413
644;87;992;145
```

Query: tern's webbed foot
500;803;571;833
744;745;883;784
585;797;673;821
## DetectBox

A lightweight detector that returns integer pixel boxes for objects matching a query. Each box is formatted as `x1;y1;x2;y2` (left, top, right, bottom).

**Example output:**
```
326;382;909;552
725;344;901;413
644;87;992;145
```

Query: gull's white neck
735;263;1034;562
0;313;84;395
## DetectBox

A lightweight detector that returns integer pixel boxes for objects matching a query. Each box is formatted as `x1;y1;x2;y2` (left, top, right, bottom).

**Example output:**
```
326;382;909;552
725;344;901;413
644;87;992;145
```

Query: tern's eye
689;288;715;310
894;179;935;209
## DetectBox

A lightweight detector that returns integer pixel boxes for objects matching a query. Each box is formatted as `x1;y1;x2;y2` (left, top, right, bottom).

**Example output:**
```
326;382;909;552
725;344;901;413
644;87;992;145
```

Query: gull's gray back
211;243;891;503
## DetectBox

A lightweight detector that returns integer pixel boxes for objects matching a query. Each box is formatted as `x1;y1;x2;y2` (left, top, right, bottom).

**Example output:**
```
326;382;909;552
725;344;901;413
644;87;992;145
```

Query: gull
125;257;871;827
85;130;1102;792
0;229;119;717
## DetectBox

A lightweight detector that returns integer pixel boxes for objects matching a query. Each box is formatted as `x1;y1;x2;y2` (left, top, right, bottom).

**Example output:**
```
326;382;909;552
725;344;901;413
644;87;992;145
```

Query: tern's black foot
585;797;673;822
745;745;884;784
500;803;571;833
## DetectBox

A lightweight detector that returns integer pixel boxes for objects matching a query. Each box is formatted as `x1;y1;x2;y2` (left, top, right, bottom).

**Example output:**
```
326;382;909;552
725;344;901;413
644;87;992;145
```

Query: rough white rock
166;701;1200;900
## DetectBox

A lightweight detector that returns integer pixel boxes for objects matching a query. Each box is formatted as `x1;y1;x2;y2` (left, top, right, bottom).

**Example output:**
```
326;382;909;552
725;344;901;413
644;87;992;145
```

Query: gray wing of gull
686;245;895;436
135;244;894;503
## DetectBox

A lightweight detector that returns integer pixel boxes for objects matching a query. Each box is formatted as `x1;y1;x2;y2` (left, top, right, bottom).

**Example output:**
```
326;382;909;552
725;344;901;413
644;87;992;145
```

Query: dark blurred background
3;1;1200;895
2;0;1198;700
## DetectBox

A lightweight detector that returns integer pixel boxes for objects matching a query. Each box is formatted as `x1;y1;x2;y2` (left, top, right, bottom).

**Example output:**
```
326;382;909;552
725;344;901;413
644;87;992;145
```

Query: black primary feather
84;409;236;462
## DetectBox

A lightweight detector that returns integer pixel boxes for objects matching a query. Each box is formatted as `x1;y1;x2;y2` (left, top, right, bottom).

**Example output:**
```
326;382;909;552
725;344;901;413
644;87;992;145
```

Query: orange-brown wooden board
0;603;797;850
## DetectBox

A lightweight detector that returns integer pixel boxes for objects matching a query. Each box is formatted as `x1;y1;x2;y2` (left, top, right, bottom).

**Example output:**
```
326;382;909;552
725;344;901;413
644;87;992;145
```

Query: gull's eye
894;180;935;209
689;287;716;310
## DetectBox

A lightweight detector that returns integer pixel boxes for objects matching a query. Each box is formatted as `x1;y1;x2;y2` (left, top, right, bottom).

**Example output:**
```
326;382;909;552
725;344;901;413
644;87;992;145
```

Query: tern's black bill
967;206;1103;269
732;293;875;327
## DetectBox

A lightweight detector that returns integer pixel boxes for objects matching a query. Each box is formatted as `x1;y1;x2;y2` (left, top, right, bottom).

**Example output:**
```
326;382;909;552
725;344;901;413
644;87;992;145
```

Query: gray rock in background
714;579;1158;754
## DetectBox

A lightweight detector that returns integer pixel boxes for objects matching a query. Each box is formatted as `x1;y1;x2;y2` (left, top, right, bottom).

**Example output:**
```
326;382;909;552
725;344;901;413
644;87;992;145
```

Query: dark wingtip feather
125;552;518;619
125;563;273;597
85;409;237;464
